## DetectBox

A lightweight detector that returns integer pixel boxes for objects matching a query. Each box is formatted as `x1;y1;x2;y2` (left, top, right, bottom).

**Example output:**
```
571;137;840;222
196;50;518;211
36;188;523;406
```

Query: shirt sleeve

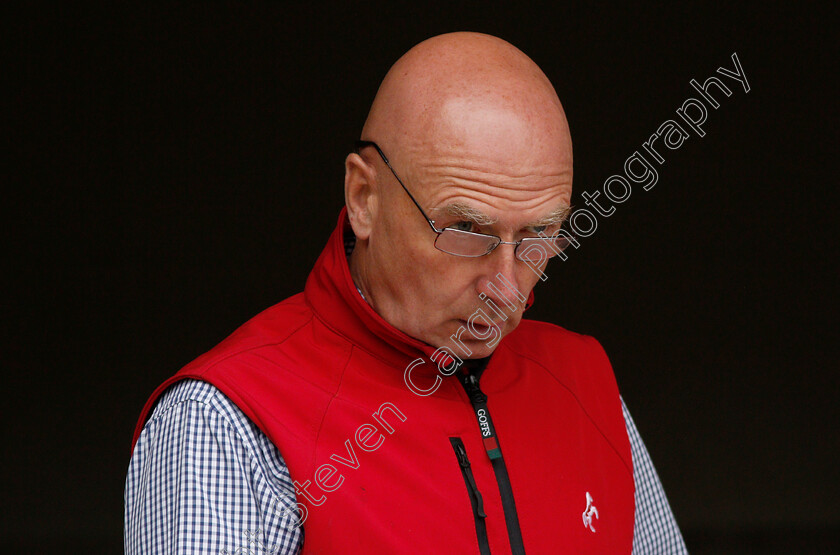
124;380;304;554
622;396;689;554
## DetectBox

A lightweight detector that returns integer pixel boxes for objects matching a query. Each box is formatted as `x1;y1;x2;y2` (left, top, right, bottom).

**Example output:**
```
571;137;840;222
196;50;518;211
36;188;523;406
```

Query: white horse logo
582;491;599;533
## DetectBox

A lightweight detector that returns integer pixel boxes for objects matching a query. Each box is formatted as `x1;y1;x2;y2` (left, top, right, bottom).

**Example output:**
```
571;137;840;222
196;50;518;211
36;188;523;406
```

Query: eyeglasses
355;140;575;260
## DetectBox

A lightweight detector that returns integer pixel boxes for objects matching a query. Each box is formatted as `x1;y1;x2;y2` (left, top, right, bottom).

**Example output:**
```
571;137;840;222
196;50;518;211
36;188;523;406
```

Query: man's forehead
409;141;573;229
423;100;571;169
410;136;572;229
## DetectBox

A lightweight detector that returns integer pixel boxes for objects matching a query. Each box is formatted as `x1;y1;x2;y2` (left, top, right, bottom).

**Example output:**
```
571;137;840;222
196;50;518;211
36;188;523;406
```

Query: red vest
132;209;635;554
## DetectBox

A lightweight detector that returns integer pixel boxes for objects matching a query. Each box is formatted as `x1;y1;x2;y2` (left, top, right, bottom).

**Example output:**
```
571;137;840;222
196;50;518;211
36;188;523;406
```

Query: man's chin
420;316;522;359
460;340;500;360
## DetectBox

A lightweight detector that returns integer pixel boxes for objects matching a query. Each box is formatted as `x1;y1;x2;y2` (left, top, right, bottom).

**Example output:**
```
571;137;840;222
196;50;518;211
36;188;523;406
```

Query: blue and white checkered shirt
125;379;687;553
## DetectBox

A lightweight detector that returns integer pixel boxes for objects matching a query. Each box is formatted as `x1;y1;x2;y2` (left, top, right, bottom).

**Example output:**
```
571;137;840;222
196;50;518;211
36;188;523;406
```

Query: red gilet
132;209;635;554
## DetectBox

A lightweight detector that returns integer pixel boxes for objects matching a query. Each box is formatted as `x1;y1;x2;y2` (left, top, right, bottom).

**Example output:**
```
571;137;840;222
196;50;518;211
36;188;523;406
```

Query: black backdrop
7;3;838;553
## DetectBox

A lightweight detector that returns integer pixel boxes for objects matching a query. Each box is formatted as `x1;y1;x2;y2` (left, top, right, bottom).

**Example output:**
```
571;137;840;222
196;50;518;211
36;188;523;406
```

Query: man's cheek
504;313;523;334
516;274;543;304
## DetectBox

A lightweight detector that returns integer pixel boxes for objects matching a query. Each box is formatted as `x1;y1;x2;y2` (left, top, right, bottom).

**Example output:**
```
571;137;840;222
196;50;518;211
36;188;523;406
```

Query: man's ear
344;152;378;240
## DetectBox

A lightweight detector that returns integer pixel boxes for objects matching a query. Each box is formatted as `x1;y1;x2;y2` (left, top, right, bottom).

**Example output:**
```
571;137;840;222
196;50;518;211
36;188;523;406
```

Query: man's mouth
458;319;499;336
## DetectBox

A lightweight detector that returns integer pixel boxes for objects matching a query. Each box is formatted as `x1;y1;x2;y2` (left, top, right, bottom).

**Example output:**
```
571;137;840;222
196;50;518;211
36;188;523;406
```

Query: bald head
362;32;571;167
345;32;574;356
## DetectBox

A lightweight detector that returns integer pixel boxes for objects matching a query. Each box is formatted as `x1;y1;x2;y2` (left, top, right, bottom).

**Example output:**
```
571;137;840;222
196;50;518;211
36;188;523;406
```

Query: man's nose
476;244;525;311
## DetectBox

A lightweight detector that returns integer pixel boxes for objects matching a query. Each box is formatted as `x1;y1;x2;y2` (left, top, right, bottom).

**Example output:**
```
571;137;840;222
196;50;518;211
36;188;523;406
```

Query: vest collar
303;208;534;374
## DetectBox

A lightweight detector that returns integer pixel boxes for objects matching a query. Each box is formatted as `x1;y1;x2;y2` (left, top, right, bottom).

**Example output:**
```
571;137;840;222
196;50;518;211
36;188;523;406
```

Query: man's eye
449;221;475;232
528;225;548;234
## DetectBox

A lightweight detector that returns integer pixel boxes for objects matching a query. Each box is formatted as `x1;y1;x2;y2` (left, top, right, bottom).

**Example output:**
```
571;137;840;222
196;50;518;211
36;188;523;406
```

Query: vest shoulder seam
194;311;316;377
306;343;357;475
306;306;404;367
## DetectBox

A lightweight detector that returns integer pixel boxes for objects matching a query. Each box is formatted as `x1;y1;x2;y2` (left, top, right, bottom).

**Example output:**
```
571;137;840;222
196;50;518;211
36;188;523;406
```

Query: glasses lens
435;229;500;257
554;235;574;251
515;235;574;261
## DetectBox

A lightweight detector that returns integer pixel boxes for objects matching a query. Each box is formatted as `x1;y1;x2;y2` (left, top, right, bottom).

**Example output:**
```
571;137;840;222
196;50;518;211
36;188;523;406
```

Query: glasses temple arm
355;140;442;234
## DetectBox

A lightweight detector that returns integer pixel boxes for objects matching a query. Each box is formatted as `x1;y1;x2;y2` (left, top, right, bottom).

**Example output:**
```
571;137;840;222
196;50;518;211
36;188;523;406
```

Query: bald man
126;33;687;554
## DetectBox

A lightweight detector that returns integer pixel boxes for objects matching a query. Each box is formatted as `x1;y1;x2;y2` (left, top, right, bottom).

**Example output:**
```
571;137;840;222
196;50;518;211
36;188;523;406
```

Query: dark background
6;3;837;553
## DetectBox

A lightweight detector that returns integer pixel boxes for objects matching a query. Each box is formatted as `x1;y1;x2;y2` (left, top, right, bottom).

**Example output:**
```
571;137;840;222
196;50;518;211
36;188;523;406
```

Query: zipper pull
455;443;486;518
455;443;471;468
462;373;487;404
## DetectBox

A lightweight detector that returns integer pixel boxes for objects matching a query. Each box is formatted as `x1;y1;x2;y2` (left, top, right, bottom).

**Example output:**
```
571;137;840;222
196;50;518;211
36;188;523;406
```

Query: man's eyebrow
437;202;572;227
524;204;572;228
437;203;498;225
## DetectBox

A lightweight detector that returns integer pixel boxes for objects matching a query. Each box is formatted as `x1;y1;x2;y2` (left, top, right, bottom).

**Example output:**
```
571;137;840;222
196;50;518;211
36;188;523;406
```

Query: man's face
355;98;573;359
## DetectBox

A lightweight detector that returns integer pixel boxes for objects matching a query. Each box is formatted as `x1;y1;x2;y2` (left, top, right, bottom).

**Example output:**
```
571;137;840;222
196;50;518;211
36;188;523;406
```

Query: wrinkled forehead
397;97;573;225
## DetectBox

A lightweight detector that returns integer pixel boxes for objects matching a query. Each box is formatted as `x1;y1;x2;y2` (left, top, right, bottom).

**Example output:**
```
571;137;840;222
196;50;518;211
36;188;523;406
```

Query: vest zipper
450;437;492;555
460;370;527;555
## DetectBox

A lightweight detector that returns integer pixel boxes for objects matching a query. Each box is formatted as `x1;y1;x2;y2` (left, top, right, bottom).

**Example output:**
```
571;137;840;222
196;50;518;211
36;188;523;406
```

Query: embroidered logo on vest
582;491;599;533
